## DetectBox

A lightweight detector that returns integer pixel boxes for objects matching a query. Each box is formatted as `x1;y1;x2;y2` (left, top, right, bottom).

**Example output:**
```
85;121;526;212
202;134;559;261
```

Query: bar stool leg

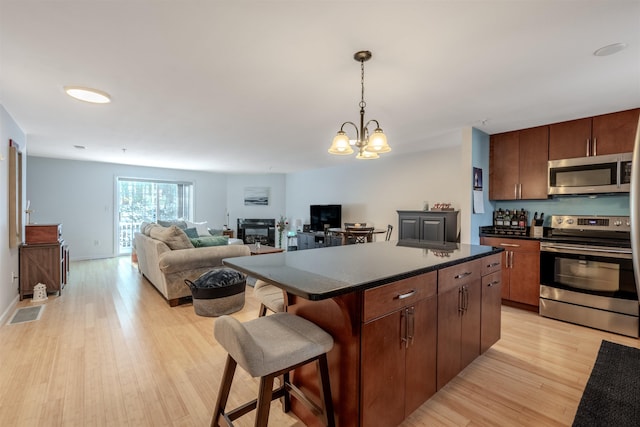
258;303;268;317
211;355;237;427
317;354;336;427
255;374;275;427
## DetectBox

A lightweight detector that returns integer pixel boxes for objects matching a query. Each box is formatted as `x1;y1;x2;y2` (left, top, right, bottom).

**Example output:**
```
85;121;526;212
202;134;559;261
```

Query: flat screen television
310;204;342;232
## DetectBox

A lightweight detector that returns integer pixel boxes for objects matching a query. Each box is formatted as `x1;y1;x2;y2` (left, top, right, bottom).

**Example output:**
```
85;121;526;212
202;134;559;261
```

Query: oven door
540;242;636;300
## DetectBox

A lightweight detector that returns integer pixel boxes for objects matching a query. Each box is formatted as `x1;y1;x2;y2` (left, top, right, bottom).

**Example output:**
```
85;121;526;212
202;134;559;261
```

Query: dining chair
345;227;374;244
385;224;393;241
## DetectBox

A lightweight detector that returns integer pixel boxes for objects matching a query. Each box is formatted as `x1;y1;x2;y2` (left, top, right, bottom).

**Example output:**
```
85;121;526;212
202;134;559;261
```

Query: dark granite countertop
223;240;503;301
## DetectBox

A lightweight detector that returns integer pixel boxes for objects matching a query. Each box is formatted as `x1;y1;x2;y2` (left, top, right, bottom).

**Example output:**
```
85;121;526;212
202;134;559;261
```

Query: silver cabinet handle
487;280;500;287
487;262;501;268
401;309;408;347
454;271;472;279
396;290;416;300
593;138;597;156
586;138;590;157
458;287;464;313
406;307;415;347
514;183;518;199
500;243;520;247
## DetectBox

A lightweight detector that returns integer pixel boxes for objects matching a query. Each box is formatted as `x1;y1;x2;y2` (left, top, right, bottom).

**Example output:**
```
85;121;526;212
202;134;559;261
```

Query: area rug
572;340;640;426
7;305;44;325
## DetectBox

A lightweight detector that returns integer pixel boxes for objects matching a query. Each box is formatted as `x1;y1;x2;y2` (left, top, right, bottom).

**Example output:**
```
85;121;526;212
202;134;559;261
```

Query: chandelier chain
360;59;366;109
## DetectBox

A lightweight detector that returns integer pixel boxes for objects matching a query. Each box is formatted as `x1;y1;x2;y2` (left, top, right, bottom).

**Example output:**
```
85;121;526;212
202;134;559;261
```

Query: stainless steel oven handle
540;243;632;259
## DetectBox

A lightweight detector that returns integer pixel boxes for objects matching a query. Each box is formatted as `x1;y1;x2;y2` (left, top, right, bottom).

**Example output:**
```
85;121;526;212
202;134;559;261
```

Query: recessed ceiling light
64;86;111;104
593;43;627;57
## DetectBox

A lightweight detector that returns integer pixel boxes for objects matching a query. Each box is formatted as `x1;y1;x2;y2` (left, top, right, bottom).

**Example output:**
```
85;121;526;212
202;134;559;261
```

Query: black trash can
185;268;246;317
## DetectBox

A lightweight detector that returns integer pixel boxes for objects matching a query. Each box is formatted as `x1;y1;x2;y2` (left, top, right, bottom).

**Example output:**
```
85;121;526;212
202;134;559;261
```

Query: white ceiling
1;1;639;174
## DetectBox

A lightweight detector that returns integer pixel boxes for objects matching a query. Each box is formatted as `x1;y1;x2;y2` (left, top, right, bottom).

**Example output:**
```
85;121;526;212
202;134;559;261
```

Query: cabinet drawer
482;271;502;288
480;237;539;252
481;253;502;276
438;259;481;294
363;271;437;322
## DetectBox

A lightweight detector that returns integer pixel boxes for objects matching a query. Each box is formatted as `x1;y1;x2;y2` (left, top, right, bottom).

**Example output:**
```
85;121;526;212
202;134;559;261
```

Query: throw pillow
144;223;161;236
157;219;188;229
186;220;210;236
150;225;194;250
139;221;150;233
184;227;199;238
190;235;229;247
209;228;224;236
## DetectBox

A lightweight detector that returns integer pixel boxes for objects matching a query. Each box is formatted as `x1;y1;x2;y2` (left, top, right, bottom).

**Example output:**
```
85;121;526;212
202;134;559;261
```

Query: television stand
296;231;342;250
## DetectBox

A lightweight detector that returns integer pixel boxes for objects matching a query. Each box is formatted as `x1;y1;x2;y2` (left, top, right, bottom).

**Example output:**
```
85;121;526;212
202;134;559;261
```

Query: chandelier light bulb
365;128;391;153
328;131;354;155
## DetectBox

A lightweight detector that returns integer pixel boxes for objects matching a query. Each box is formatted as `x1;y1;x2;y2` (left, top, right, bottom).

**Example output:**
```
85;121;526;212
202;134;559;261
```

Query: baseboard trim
0;294;21;325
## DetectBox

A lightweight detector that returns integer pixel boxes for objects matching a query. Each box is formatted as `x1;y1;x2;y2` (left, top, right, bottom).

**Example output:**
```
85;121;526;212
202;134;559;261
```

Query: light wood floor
1;257;638;426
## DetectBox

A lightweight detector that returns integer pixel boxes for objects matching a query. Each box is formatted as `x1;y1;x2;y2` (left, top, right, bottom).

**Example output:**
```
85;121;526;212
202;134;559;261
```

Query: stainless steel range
539;215;638;337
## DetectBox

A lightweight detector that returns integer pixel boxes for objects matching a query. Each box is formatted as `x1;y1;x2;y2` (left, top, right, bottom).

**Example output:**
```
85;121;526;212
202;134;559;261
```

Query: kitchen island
223;240;503;427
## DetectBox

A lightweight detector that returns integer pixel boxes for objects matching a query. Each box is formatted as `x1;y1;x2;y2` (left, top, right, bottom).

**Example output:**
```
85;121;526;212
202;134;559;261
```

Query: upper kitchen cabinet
489;125;549;200
549;108;640;160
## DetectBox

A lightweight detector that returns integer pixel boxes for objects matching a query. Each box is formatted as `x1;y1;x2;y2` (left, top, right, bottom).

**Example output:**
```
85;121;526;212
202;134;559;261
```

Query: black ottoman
184;268;246;317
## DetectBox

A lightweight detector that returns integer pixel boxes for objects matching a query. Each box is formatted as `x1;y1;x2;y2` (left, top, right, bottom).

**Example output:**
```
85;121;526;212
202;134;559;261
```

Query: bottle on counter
511;209;519;227
503;209;510;227
518;209;526;228
495;209;504;226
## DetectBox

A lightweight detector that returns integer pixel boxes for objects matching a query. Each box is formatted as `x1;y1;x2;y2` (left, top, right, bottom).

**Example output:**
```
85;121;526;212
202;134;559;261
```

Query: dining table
327;227;387;245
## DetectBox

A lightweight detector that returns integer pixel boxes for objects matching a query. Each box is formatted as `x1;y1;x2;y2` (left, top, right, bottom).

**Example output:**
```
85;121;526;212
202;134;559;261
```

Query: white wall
0;106;26;321
285;130;472;243
26;157;288;260
226;174;287;231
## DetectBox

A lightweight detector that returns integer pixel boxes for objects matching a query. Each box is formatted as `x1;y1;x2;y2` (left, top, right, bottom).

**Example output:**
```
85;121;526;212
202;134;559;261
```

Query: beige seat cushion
150;225;194;250
253;280;284;313
214;313;333;378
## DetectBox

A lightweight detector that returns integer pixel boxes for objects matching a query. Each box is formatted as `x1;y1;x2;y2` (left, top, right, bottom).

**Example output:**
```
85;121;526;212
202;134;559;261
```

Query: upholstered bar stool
253;279;285;317
212;312;335;427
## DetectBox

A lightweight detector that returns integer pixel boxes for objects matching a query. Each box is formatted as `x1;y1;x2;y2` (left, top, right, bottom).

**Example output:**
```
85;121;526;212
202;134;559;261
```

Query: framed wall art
244;187;269;206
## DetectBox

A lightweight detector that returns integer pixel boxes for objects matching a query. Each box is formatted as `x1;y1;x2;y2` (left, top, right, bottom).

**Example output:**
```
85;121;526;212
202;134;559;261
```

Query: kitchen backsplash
494;194;630;227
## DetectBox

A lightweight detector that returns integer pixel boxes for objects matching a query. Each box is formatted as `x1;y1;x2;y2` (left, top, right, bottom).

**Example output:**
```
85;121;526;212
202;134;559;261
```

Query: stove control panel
551;215;631;232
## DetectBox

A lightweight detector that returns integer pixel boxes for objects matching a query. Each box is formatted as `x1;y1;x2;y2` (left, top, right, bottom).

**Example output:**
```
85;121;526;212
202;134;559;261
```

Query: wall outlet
11;272;17;282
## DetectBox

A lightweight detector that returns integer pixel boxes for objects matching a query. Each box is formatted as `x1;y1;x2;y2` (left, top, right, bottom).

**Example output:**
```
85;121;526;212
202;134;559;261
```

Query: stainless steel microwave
548;152;632;195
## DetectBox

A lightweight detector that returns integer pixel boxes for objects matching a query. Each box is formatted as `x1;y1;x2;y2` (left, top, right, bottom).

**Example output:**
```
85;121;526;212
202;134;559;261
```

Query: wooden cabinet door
460;280;481;370
518;125;549;199
420;215;445;242
398;215;420;240
549;117;592;160
405;296;437;416
480;237;539;306
489;131;519;200
592;109;640;155
436;285;462;390
510;247;540;306
481;271;502;353
361;309;406;427
19;244;62;298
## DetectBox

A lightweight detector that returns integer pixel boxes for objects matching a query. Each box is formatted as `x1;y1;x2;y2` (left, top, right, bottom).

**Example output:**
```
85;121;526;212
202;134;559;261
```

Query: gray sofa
134;228;250;306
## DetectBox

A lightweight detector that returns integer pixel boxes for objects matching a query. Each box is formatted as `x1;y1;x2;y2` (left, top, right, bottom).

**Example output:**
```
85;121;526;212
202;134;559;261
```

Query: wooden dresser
19;224;69;300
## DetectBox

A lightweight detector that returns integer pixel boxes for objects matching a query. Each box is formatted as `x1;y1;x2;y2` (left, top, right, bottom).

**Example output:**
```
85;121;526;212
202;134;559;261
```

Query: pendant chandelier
328;50;391;159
